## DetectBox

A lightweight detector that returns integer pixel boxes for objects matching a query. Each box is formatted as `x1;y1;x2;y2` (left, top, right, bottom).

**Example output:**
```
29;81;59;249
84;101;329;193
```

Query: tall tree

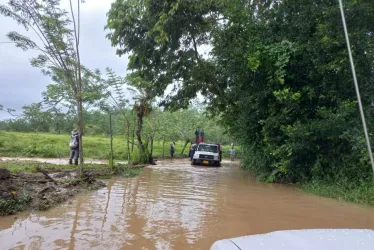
0;0;86;176
106;0;225;109
127;73;154;164
103;68;133;165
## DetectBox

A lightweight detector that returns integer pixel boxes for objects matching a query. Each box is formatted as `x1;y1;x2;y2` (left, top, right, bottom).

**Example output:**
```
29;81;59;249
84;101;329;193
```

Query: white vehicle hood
195;151;217;156
210;229;374;250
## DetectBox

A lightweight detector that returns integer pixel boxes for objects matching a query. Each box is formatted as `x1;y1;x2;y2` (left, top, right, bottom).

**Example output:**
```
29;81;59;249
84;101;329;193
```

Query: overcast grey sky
0;0;128;119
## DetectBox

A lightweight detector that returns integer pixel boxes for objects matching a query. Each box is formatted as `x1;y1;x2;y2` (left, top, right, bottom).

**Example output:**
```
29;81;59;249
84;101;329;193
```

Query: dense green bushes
211;0;374;184
104;0;374;185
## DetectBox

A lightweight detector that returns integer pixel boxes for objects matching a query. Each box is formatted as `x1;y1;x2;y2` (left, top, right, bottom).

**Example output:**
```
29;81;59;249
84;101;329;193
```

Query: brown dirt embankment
0;168;106;216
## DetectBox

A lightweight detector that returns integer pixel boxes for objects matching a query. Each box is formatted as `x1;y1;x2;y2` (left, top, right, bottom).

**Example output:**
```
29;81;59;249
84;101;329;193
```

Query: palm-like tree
128;77;154;163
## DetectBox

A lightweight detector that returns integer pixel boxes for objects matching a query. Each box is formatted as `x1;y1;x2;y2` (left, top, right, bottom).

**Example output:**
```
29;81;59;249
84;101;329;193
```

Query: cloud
0;0;128;119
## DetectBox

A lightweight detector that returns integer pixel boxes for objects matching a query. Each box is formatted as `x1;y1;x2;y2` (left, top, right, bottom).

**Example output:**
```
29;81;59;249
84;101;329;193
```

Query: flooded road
0;159;373;250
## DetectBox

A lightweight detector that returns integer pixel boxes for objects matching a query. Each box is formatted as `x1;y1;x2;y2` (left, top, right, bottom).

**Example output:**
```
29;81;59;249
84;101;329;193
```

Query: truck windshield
198;144;218;153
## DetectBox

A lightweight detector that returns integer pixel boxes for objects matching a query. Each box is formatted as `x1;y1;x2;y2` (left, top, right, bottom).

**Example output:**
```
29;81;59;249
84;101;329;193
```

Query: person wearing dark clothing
189;144;196;160
195;128;200;144
69;129;79;165
170;142;175;158
200;129;205;143
218;144;222;162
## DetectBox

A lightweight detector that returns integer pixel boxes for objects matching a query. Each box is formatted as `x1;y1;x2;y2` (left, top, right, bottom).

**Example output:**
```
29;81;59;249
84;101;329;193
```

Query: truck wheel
191;160;195;166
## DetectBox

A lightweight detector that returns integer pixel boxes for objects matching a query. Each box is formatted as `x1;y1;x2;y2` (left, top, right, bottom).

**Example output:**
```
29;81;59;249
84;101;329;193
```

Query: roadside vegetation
0;160;143;178
301;180;374;206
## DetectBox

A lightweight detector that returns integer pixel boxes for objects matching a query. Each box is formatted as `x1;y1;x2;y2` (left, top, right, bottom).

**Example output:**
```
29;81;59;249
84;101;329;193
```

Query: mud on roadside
0;168;106;216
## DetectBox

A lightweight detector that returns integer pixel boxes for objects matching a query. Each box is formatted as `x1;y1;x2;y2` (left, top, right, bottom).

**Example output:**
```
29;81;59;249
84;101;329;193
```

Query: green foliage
0;107;232;143
105;0;374;186
0;192;30;215
42;66;109;113
106;0;225;109
224;0;374;184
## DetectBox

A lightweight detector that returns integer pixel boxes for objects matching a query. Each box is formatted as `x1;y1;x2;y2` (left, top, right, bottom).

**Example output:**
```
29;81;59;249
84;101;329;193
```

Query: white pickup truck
210;229;374;250
191;143;221;166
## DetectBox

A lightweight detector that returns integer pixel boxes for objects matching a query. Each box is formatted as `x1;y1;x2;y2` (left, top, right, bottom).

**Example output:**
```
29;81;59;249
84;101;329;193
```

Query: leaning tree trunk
181;139;190;155
136;104;148;163
126;120;131;165
136;104;144;150
109;113;114;171
149;136;154;160
162;136;165;158
131;112;136;152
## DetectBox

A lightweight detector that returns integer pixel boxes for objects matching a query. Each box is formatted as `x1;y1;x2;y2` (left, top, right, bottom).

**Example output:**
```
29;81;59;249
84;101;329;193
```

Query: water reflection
0;160;373;250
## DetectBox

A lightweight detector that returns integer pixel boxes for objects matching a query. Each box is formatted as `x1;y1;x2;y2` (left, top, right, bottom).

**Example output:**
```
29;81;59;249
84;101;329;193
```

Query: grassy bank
300;179;374;206
0;160;143;178
3;161;105;173
0;131;240;160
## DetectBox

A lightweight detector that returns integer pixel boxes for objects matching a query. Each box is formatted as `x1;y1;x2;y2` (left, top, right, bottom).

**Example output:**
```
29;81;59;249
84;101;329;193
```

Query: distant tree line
0;105;232;144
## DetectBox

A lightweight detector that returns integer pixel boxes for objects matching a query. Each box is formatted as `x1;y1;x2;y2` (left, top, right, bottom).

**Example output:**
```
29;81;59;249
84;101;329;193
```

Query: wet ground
0;167;106;216
0;159;373;249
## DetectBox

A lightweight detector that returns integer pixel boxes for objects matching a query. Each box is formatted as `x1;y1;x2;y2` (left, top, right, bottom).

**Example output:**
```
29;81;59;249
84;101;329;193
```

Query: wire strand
338;0;374;174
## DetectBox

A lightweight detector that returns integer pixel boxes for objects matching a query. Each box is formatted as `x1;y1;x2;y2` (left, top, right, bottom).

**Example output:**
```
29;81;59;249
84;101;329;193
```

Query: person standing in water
189;142;193;159
229;145;235;162
69;129;80;165
200;129;205;143
218;143;222;162
190;144;197;161
170;142;175;158
195;128;200;144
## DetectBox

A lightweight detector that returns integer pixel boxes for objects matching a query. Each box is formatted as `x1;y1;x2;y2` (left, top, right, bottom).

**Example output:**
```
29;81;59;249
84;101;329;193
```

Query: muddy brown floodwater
0;160;373;250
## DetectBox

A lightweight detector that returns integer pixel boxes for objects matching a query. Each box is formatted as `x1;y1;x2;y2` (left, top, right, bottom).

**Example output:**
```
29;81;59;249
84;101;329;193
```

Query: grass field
0;131;239;160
